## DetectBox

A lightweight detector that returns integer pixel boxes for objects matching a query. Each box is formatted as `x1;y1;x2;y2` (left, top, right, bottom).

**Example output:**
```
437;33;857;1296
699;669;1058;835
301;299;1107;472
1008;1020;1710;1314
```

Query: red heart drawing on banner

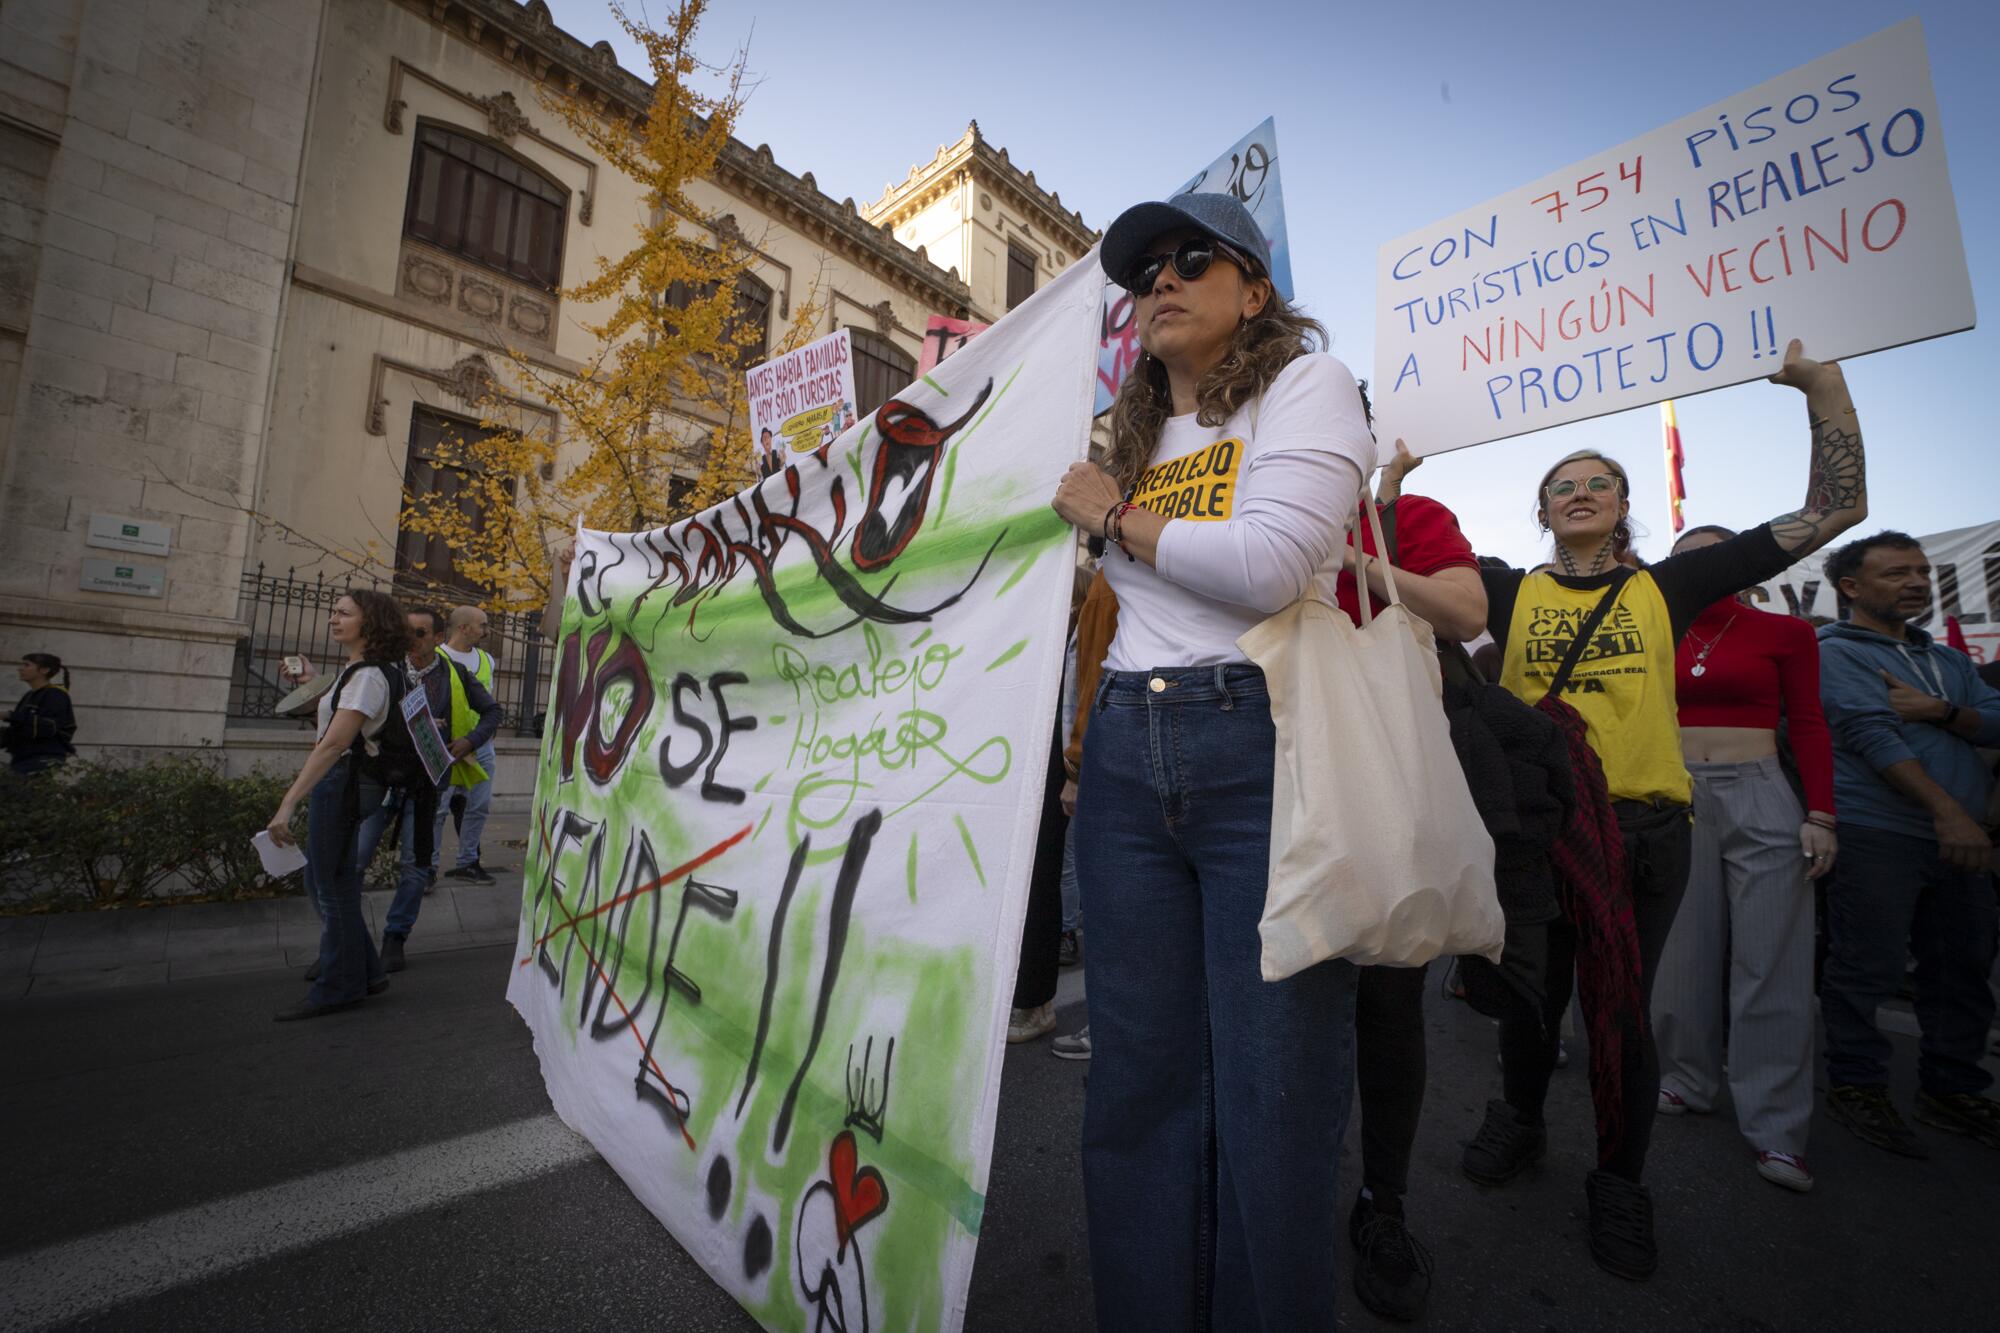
828;1129;889;1259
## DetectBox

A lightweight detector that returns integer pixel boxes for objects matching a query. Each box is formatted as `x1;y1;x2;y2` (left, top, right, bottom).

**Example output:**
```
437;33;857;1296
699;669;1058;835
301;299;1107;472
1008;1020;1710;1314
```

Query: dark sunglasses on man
1119;235;1263;297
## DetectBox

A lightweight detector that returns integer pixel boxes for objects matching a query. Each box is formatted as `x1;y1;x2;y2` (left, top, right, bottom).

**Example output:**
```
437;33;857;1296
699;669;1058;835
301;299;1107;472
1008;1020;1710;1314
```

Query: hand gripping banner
508;253;1103;1332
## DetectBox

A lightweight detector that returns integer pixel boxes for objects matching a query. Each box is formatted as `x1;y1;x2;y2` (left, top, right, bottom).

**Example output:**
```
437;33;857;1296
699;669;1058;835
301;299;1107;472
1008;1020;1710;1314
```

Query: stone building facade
0;0;1094;800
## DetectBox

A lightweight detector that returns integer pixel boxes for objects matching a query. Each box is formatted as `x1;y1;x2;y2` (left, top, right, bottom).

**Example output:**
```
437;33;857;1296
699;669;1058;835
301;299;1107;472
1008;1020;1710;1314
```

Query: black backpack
329;661;430;790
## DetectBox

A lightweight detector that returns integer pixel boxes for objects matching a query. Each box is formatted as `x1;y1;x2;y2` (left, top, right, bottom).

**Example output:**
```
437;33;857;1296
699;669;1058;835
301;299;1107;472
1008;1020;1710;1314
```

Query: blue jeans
356;790;448;939
450;742;496;868
303;759;386;1005
1074;665;1358;1331
1821;823;1998;1095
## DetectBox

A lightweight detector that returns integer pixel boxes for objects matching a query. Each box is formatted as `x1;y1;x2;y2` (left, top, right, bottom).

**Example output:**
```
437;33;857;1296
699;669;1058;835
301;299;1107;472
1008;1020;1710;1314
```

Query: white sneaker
1007;1002;1055;1044
1051;1025;1092;1060
1755;1150;1814;1192
1657;1087;1690;1116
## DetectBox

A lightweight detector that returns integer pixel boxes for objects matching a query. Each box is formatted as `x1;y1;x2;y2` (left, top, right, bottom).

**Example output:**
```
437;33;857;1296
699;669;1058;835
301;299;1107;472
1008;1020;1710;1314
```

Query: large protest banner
748;329;859;473
1375;19;1974;455
508;252;1102;1332
1758;518;2000;664
917;315;989;376
1095;117;1294;412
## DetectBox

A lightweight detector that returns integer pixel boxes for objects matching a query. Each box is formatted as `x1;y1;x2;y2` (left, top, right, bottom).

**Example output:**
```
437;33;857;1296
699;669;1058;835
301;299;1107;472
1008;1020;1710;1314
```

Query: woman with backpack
266;589;411;1021
5;653;77;776
1456;341;1868;1281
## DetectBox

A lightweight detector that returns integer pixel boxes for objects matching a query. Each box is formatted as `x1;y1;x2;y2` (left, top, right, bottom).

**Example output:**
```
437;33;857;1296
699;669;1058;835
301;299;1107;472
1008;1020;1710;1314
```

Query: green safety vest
436;647;494;787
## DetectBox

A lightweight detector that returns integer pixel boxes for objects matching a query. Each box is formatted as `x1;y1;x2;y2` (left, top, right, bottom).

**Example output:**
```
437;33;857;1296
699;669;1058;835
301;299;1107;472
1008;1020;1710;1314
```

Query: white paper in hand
253;830;308;878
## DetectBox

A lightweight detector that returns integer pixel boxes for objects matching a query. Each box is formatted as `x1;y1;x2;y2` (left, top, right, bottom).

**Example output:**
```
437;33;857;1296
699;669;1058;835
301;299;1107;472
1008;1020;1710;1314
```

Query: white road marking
1;1114;595;1329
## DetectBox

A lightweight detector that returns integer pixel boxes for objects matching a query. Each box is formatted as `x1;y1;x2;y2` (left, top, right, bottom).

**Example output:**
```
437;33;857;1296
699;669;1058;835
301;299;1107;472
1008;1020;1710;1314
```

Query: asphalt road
2;943;1993;1331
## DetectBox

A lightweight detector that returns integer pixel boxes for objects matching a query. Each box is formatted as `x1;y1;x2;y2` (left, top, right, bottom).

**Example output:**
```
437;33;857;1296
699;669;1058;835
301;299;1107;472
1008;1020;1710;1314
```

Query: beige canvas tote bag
1237;482;1503;980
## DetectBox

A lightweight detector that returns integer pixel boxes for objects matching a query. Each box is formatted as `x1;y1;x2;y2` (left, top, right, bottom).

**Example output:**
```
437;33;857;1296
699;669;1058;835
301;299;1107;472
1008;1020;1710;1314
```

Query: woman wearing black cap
1051;192;1376;1328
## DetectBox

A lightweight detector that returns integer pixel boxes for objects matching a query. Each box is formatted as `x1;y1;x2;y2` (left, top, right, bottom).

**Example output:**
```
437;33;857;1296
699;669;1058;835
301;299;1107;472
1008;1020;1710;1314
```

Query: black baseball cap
1100;191;1273;289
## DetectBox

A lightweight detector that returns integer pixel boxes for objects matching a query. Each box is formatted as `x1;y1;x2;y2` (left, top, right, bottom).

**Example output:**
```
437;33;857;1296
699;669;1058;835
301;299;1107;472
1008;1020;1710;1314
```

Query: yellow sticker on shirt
1133;437;1241;521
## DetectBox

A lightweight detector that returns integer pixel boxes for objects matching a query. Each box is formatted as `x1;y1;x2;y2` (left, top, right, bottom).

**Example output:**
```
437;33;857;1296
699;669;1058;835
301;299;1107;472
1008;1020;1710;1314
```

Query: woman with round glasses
1459;342;1868;1282
1049;192;1375;1328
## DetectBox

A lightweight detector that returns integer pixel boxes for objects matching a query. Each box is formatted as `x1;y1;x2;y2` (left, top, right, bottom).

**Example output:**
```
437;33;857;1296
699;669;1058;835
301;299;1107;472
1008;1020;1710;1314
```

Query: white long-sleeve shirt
1103;352;1373;671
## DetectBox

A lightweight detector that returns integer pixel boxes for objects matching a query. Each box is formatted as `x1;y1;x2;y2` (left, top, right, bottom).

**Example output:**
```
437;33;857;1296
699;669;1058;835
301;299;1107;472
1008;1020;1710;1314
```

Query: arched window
404;122;567;291
849;328;915;418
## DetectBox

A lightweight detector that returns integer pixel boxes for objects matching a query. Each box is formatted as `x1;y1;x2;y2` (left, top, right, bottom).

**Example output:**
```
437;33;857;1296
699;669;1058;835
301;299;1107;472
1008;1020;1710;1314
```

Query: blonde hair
1102;295;1327;493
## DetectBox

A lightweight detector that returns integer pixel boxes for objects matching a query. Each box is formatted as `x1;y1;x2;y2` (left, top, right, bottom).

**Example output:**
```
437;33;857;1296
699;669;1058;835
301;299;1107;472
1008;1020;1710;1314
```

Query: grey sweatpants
1652;755;1816;1156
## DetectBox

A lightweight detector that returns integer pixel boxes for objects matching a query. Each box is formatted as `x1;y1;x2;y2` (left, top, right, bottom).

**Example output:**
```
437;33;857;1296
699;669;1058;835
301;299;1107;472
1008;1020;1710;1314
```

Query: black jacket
4;686;77;764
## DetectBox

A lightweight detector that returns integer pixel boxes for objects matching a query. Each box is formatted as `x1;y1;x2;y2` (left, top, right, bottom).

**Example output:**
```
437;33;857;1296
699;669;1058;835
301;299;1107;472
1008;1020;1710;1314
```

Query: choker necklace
1685;615;1738;677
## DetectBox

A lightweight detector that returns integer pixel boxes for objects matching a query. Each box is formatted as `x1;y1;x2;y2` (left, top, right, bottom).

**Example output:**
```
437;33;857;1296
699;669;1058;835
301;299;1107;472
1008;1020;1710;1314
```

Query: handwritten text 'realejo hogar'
772;626;1010;831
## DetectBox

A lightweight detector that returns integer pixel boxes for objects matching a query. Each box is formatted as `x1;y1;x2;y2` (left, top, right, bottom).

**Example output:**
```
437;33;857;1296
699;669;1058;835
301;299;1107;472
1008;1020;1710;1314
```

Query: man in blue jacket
1817;531;2000;1157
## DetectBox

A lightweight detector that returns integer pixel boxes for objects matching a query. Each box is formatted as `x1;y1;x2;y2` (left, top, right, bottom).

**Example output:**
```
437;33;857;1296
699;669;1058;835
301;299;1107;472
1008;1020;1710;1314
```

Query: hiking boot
1058;930;1081;968
1051;1025;1092;1061
1826;1084;1928;1158
1462;1099;1546;1185
1349;1191;1433;1322
1007;1002;1055;1043
382;932;407;973
1755;1150;1814;1192
1584;1169;1657;1281
1913;1090;2000;1149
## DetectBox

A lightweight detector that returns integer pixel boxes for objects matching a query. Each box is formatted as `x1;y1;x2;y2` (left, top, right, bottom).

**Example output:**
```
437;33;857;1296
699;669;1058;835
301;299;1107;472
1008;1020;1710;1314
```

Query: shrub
0;757;308;912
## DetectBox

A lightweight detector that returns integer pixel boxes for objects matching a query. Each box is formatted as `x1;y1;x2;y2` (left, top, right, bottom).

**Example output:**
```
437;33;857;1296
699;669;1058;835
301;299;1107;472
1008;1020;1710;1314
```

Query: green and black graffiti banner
508;253;1102;1331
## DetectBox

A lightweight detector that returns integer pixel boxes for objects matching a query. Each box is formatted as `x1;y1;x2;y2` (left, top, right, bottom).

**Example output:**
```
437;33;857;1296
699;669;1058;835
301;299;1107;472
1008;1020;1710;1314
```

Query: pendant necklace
1686;616;1738;677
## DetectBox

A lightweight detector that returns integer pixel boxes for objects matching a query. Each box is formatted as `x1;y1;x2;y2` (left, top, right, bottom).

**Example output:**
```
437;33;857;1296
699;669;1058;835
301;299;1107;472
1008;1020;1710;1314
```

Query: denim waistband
1097;664;1266;710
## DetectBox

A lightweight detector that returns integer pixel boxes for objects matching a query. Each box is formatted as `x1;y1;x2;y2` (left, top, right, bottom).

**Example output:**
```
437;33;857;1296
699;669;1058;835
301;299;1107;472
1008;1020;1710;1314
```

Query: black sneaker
1349;1191;1433;1322
367;975;390;996
462;862;497;886
1914;1090;2000;1149
1584;1169;1657;1281
1462;1099;1546;1185
1058;930;1081;968
441;865;476;882
1826;1083;1929;1158
382;932;407;973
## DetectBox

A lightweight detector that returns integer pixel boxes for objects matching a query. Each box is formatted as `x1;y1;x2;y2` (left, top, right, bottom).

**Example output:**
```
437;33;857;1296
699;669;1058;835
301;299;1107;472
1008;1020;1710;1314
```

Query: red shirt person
1650;524;1836;1193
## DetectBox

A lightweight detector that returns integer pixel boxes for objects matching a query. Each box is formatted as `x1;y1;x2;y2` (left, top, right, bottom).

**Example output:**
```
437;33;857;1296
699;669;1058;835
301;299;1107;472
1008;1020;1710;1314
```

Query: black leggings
1499;801;1692;1181
1356;961;1428;1201
1012;720;1070;1010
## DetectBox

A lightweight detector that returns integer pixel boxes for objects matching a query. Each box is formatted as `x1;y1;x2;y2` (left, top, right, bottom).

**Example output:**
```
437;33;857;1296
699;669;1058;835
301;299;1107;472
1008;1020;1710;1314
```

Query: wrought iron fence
229;564;550;737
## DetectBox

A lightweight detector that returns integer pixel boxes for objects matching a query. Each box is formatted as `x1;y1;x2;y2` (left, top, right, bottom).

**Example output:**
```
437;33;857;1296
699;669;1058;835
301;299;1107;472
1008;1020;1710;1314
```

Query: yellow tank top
1500;571;1690;805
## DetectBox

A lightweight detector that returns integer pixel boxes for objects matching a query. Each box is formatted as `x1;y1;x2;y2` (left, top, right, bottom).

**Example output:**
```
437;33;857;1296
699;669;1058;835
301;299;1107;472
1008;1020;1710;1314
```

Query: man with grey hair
438;604;500;886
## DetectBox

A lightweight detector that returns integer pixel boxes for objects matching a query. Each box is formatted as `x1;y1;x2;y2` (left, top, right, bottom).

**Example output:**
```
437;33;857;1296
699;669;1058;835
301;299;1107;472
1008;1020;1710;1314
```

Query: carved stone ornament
507;297;552;338
870;301;895;335
402;253;453;304
458;277;503;320
475;90;535;143
525;0;552;33
441;354;497;405
578;191;593;225
712;212;743;246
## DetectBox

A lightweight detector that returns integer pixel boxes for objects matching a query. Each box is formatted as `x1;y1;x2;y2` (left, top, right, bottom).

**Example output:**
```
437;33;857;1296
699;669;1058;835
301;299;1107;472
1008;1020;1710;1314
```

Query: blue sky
552;0;1998;566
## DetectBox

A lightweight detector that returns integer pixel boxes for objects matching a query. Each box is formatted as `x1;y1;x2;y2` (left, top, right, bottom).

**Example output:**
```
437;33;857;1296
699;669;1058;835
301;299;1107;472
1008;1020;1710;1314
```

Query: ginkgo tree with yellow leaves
397;0;821;611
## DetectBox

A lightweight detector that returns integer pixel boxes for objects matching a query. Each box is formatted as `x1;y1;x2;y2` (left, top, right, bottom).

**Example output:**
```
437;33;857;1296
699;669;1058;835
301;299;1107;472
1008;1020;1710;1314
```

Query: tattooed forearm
1770;410;1866;554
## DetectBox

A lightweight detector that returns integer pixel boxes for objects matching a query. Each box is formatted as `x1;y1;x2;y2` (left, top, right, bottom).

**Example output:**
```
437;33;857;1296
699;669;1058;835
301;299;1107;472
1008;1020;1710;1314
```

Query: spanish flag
1661;400;1686;533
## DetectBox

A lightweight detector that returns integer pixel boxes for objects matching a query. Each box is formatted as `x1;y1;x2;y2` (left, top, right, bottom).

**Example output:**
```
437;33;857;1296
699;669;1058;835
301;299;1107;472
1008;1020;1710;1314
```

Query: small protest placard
400;683;452;787
917;316;988;375
1375;19;1974;455
746;329;858;473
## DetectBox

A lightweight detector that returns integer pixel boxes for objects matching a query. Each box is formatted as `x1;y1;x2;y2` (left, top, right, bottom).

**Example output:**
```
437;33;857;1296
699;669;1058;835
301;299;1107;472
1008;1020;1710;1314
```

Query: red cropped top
1675;599;1835;815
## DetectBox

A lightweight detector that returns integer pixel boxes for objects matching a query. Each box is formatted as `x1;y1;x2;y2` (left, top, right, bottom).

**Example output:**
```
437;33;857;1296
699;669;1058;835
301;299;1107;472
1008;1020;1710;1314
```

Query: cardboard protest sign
1375;19;1974;455
747;330;859;474
508;253;1103;1332
399;683;452;787
917;316;988;376
1759;518;2000;664
1095;117;1294;413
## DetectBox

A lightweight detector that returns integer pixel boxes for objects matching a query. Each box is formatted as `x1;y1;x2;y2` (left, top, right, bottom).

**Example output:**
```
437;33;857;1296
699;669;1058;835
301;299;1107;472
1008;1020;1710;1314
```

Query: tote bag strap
1543;569;1634;699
